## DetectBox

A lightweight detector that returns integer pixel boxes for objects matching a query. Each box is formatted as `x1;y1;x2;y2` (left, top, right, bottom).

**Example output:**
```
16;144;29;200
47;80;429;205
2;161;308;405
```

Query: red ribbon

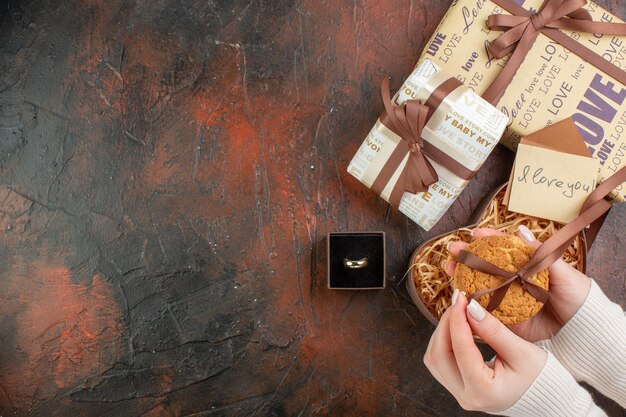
483;0;626;105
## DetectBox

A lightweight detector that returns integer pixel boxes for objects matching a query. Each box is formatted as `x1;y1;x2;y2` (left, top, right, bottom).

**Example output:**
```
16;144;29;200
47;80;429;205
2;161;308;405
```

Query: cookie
454;235;549;325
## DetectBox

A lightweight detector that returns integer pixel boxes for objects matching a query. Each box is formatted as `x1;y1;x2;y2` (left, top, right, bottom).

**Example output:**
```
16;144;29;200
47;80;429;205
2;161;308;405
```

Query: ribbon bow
457;251;550;313
488;0;592;59
379;77;438;208
483;0;626;105
458;165;626;313
373;77;477;209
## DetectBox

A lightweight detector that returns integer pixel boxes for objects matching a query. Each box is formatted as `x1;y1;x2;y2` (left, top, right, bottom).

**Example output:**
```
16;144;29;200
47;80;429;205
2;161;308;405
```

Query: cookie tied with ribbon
457;165;626;316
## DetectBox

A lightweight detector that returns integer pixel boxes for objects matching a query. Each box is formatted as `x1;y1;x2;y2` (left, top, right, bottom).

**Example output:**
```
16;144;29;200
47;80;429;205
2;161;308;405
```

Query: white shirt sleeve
536;280;626;408
498;352;607;417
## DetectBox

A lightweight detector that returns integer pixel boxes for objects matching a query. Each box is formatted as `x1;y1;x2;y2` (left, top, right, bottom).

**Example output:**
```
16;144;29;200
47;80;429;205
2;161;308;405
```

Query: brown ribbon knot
483;0;626;105
457;165;626;313
378;77;438;207
488;0;592;59
457;251;550;313
372;77;476;209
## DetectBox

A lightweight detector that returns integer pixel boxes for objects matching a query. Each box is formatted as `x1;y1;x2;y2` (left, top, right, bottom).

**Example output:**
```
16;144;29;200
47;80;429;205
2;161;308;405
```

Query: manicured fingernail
467;299;486;321
446;242;452;251
451;289;459;306
518;225;535;242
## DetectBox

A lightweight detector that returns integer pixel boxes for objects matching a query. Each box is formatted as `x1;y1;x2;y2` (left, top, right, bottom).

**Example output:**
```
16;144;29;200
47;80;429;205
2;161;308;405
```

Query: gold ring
343;257;368;269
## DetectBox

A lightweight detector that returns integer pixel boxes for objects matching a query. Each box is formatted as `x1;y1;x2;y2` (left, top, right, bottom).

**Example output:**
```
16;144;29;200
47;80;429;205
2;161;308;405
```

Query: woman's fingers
446;241;468;257
446;228;505;259
425;300;464;392
423;227;559;414
443;241;466;277
516;225;539;248
472;226;582;288
448;293;490;385
472;228;508;239
445;229;507;274
465;299;531;366
443;259;457;277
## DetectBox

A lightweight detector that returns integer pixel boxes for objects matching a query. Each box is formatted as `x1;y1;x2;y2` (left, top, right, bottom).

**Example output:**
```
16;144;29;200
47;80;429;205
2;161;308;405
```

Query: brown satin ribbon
424;77;464;121
372;77;476;209
458;165;626;313
371;78;438;208
483;0;626;105
457;251;550;312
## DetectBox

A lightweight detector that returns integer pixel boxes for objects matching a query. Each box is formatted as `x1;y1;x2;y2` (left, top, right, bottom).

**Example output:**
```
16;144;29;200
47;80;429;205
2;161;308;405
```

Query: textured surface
0;0;624;416
455;236;549;325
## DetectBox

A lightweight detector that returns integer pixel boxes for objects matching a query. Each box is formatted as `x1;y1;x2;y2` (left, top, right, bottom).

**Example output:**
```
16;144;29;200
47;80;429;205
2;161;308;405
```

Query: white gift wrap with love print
348;59;508;230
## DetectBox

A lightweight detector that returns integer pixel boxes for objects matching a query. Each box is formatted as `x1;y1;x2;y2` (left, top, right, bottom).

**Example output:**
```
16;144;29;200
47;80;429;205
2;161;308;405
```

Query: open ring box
327;232;386;290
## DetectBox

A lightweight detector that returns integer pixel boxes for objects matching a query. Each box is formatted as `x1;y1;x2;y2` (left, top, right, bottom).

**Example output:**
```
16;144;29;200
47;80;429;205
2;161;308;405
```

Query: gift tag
508;143;600;224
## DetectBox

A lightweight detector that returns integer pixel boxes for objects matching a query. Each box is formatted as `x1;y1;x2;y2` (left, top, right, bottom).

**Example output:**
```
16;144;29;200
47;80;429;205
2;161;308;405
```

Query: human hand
444;226;591;342
424;290;548;413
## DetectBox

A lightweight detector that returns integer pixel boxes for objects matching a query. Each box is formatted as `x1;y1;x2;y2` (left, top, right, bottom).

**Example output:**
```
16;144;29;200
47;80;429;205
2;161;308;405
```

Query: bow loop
458;249;550;313
380;78;438;204
483;0;626;104
487;0;595;60
372;77;476;210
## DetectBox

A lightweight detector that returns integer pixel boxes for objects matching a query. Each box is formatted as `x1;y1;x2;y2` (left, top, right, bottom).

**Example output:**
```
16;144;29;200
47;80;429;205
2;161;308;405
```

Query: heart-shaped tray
406;183;588;325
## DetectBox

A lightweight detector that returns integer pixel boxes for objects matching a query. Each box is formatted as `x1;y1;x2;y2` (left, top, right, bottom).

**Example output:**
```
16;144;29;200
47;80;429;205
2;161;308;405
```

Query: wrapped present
347;59;508;231
419;0;626;201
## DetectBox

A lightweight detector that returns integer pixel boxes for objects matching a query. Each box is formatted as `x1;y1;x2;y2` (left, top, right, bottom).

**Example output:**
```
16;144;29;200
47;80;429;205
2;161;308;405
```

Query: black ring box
326;232;386;290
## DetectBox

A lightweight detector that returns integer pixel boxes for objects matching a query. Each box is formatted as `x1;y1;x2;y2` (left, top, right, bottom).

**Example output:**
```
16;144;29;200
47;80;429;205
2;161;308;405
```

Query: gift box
326;232;386;290
419;0;626;201
347;59;508;231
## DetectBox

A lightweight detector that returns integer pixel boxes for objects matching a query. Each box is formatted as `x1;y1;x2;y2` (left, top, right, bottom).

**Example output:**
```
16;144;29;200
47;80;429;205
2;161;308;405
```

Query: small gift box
327;232;386;290
348;59;508;231
419;0;626;201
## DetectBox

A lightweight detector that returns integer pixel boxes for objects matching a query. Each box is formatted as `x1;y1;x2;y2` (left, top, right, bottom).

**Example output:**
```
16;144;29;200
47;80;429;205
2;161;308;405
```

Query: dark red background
0;0;624;416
